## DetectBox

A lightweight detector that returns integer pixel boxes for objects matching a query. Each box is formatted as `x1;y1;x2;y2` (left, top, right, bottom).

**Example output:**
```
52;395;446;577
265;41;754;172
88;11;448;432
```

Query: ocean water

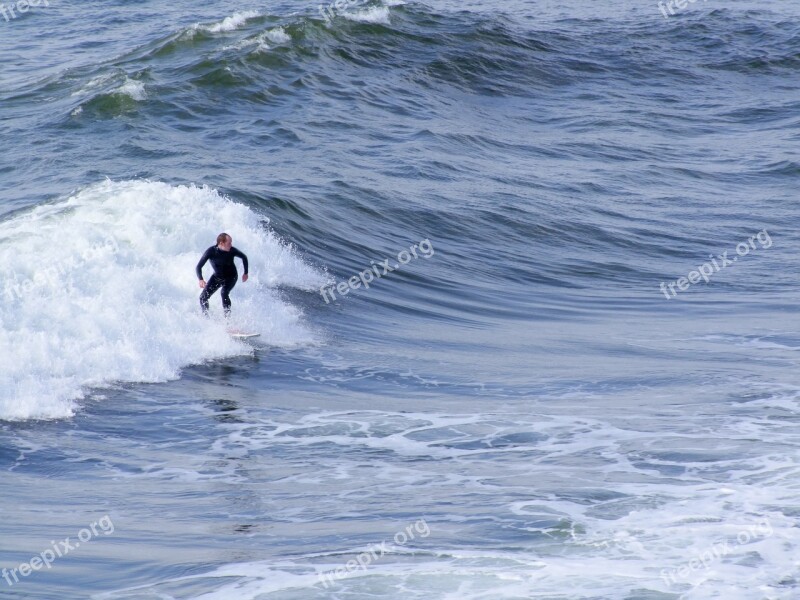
1;0;800;598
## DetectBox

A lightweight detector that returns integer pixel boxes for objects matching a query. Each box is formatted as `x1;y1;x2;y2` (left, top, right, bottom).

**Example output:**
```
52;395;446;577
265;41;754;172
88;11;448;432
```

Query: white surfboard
228;330;260;339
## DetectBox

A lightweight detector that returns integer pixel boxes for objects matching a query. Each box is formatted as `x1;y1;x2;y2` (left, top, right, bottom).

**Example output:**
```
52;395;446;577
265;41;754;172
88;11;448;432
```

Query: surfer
196;233;249;316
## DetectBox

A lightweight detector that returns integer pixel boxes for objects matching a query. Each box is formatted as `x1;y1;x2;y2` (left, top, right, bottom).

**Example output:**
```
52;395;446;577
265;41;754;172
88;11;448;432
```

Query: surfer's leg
220;276;237;316
200;275;223;314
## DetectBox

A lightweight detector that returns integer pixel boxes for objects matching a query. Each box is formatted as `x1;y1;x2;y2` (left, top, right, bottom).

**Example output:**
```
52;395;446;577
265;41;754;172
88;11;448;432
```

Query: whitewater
0;180;324;420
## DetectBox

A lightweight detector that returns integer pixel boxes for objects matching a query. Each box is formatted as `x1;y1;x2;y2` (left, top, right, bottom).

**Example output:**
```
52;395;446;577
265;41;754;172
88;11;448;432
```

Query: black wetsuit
196;245;249;315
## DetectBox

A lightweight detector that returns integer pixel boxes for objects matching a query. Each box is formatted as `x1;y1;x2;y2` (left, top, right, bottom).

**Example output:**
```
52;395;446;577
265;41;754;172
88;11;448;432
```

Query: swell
4;3;799;109
3;3;798;322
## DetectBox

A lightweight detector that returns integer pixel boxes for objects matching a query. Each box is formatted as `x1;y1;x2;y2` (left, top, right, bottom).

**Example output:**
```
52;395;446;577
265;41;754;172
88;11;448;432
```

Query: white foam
70;73;115;98
224;26;292;52
196;408;799;599
90;404;800;598
69;74;145;106
201;10;260;34
343;6;391;24
265;26;291;44
0;180;326;421
115;78;146;101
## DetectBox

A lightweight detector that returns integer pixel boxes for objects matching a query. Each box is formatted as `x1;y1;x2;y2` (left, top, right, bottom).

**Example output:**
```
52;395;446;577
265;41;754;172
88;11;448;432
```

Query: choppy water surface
1;0;800;598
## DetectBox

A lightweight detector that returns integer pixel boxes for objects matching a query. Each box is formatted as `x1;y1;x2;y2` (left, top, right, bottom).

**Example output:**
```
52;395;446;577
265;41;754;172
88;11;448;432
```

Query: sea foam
0;180;325;421
343;6;391;24
201;10;260;34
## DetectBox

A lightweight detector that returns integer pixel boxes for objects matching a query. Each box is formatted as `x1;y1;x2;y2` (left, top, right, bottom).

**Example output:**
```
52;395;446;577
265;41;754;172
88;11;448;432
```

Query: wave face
0;180;324;420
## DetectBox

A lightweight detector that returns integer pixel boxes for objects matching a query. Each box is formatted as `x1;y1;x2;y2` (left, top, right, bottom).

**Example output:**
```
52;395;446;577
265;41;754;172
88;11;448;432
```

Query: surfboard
227;330;260;339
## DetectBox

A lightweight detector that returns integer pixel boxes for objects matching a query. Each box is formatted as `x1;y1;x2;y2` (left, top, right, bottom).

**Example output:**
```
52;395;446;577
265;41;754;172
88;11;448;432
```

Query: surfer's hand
242;274;248;283
198;279;205;288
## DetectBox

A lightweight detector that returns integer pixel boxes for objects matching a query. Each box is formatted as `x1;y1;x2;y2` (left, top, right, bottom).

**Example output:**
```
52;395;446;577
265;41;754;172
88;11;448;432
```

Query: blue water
2;0;800;598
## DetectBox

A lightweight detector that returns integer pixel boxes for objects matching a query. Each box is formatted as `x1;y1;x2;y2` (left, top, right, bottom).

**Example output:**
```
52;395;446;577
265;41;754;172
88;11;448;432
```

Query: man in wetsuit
196;233;249;316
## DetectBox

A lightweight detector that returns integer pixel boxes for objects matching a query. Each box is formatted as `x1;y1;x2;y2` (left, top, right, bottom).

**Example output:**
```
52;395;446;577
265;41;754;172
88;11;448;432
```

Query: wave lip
0;180;325;422
197;10;261;34
115;78;146;101
342;6;391;24
224;26;292;52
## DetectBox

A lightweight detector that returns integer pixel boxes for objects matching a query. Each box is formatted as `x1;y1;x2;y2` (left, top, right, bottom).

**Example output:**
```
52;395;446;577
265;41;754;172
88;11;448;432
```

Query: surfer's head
216;233;232;251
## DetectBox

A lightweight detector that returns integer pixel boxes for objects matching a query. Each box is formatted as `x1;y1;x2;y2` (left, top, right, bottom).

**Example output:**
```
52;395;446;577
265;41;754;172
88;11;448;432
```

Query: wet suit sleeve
196;246;212;279
233;247;249;275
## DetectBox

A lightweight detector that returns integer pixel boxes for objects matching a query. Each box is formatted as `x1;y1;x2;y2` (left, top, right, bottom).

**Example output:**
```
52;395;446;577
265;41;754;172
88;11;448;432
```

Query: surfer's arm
196;247;212;280
233;247;249;275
